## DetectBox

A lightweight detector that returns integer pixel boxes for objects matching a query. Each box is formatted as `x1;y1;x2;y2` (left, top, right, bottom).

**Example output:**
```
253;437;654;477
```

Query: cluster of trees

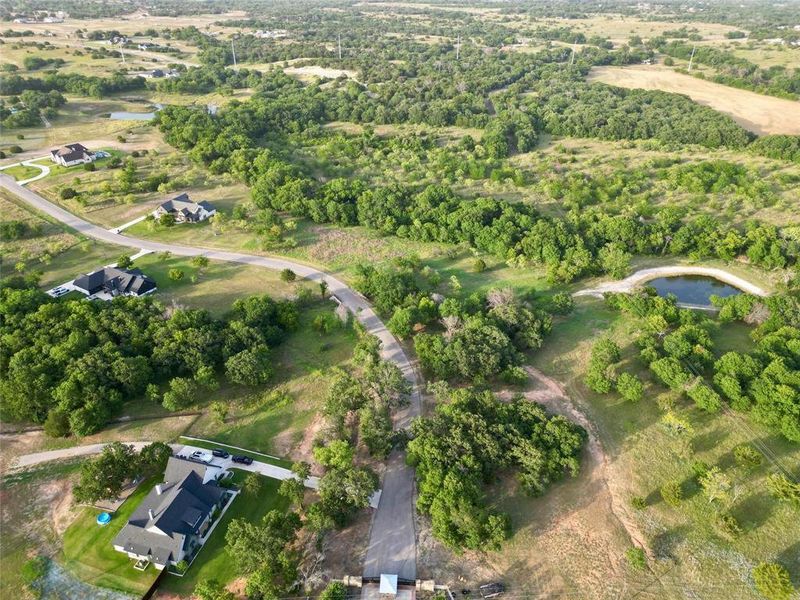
407;384;585;551
73;441;172;503
604;290;800;442
0;70;145;98
322;330;411;459
414;287;552;384
0;277;300;436
0;219;37;241
0;88;65;128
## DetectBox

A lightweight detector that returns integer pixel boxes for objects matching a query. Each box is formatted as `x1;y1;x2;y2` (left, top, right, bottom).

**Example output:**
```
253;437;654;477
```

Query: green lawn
60;478;160;596
1;163;41;182
158;470;289;596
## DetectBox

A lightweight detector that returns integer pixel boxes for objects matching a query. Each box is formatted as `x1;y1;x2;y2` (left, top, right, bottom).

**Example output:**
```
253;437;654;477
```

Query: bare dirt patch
587;65;800;136
284;66;357;81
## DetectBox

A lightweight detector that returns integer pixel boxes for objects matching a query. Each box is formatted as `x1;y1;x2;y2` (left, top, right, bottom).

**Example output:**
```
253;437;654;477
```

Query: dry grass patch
586;65;800;136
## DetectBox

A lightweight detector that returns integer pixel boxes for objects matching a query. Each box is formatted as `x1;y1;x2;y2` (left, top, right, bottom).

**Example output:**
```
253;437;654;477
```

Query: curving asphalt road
0;174;420;580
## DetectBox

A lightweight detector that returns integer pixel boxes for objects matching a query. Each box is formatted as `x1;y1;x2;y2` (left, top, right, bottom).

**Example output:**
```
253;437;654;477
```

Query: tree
615;372;643;402
168;268;185;281
225;510;302;598
191;255;210;269
225;344;273;386
160;213;176;227
752;562;795;600
280;268;296;282
60;187;77;200
699;467;733;506
116;254;133;269
43;408;70;437
194;579;235;600
387;306;416;339
73;442;138;503
242;472;263;496
278;476;305;509
319;279;329;298
138;442;172;477
162;377;196;411
313;440;355;470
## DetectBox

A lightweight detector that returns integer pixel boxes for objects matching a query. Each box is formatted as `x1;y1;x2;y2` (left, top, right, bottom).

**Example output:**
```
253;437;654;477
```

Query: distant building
152;193;216;224
49;143;94;167
140;68;180;79
73;267;157;300
112;457;233;571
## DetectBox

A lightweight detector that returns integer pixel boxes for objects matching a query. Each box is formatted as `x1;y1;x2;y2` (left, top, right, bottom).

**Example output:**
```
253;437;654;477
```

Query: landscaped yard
157;469;289;596
60;478;160;596
0;163;41;181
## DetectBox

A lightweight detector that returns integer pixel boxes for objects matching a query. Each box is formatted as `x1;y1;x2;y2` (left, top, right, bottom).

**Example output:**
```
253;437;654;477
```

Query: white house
50;143;94;167
152;193;216;224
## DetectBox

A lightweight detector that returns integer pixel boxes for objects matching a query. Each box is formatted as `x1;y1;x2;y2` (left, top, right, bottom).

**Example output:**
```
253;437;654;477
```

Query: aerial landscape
0;0;798;599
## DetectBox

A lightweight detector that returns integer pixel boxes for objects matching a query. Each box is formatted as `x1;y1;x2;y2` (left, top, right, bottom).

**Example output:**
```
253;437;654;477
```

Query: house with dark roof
112;457;232;571
50;142;95;167
73;267;157;300
152;193;216;224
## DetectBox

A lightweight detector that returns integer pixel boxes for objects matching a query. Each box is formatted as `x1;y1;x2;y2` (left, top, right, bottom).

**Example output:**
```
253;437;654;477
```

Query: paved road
575;265;768;298
1;174;420;580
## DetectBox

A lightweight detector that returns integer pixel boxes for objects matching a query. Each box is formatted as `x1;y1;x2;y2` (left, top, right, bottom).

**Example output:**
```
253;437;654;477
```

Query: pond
646;275;742;306
108;103;164;121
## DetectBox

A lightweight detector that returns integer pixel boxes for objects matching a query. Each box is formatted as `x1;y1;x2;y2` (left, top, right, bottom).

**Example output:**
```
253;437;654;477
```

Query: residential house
112;457;232;571
49;143;95;167
73;267;157;300
152;193;216;224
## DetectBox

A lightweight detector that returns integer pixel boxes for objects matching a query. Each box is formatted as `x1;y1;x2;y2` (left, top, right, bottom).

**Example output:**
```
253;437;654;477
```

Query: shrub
660;481;683;507
168;268;184;281
472;258;487;272
9;145;23;154
616;372;644;402
548;291;574;315
43;409;71;438
752;562;794;600
733;444;762;468
280;268;296;282
630;496;647;510
116;254;133;269
320;582;348;600
766;473;800;507
625;547;647;571
713;512;741;540
59;187;77;200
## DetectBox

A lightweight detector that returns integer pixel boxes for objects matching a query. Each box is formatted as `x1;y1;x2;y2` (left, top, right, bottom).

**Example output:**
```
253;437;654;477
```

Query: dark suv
231;454;253;465
211;448;230;458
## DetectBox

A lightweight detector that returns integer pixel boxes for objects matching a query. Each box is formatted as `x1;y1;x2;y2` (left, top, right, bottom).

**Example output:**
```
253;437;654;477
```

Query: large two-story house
112;457;231;571
49;143;95;167
72;267;157;300
152;193;216;224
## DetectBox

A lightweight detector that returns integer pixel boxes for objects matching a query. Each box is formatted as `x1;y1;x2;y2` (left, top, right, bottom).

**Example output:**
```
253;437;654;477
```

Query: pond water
108;103;163;121
646;275;742;306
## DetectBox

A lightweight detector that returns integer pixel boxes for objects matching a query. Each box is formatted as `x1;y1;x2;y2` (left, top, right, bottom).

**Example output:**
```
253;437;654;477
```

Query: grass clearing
157;469;289;596
60;478;160;596
521;297;800;598
0;163;41;181
586;65;800;136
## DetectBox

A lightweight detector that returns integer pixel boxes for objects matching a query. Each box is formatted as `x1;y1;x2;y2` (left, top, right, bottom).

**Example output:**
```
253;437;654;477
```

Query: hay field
587;65;800;136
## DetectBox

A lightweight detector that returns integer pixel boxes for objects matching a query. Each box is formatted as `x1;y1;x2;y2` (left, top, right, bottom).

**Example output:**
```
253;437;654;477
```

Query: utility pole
121;49;126;64
231;39;237;68
456;34;460;61
337;33;342;60
688;45;696;71
569;44;576;67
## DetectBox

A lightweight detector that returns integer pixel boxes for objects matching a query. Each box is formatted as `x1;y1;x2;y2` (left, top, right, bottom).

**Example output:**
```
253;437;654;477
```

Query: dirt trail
500;366;651;557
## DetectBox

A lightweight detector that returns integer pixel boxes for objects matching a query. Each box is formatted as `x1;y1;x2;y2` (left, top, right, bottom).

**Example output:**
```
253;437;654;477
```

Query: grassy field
60;478;160;595
157;469;289;596
0;461;83;598
520;297;800;598
0;163;41;181
586;65;800;136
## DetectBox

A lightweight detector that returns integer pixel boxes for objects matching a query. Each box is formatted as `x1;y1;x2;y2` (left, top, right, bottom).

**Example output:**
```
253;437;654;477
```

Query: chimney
155;484;163;495
148;509;154;520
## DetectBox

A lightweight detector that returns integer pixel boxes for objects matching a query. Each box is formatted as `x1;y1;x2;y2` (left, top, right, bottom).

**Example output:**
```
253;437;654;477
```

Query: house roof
73;267;156;296
112;457;226;564
50;142;91;163
158;193;214;216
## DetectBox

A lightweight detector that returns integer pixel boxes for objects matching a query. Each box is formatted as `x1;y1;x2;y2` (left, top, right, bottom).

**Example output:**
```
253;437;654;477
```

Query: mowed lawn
158;470;289;596
60;478;160;596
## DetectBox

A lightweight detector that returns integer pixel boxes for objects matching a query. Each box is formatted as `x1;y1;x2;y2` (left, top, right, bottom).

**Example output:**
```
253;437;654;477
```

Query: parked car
479;583;505;599
231;454;253;465
211;448;230;458
190;450;213;463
